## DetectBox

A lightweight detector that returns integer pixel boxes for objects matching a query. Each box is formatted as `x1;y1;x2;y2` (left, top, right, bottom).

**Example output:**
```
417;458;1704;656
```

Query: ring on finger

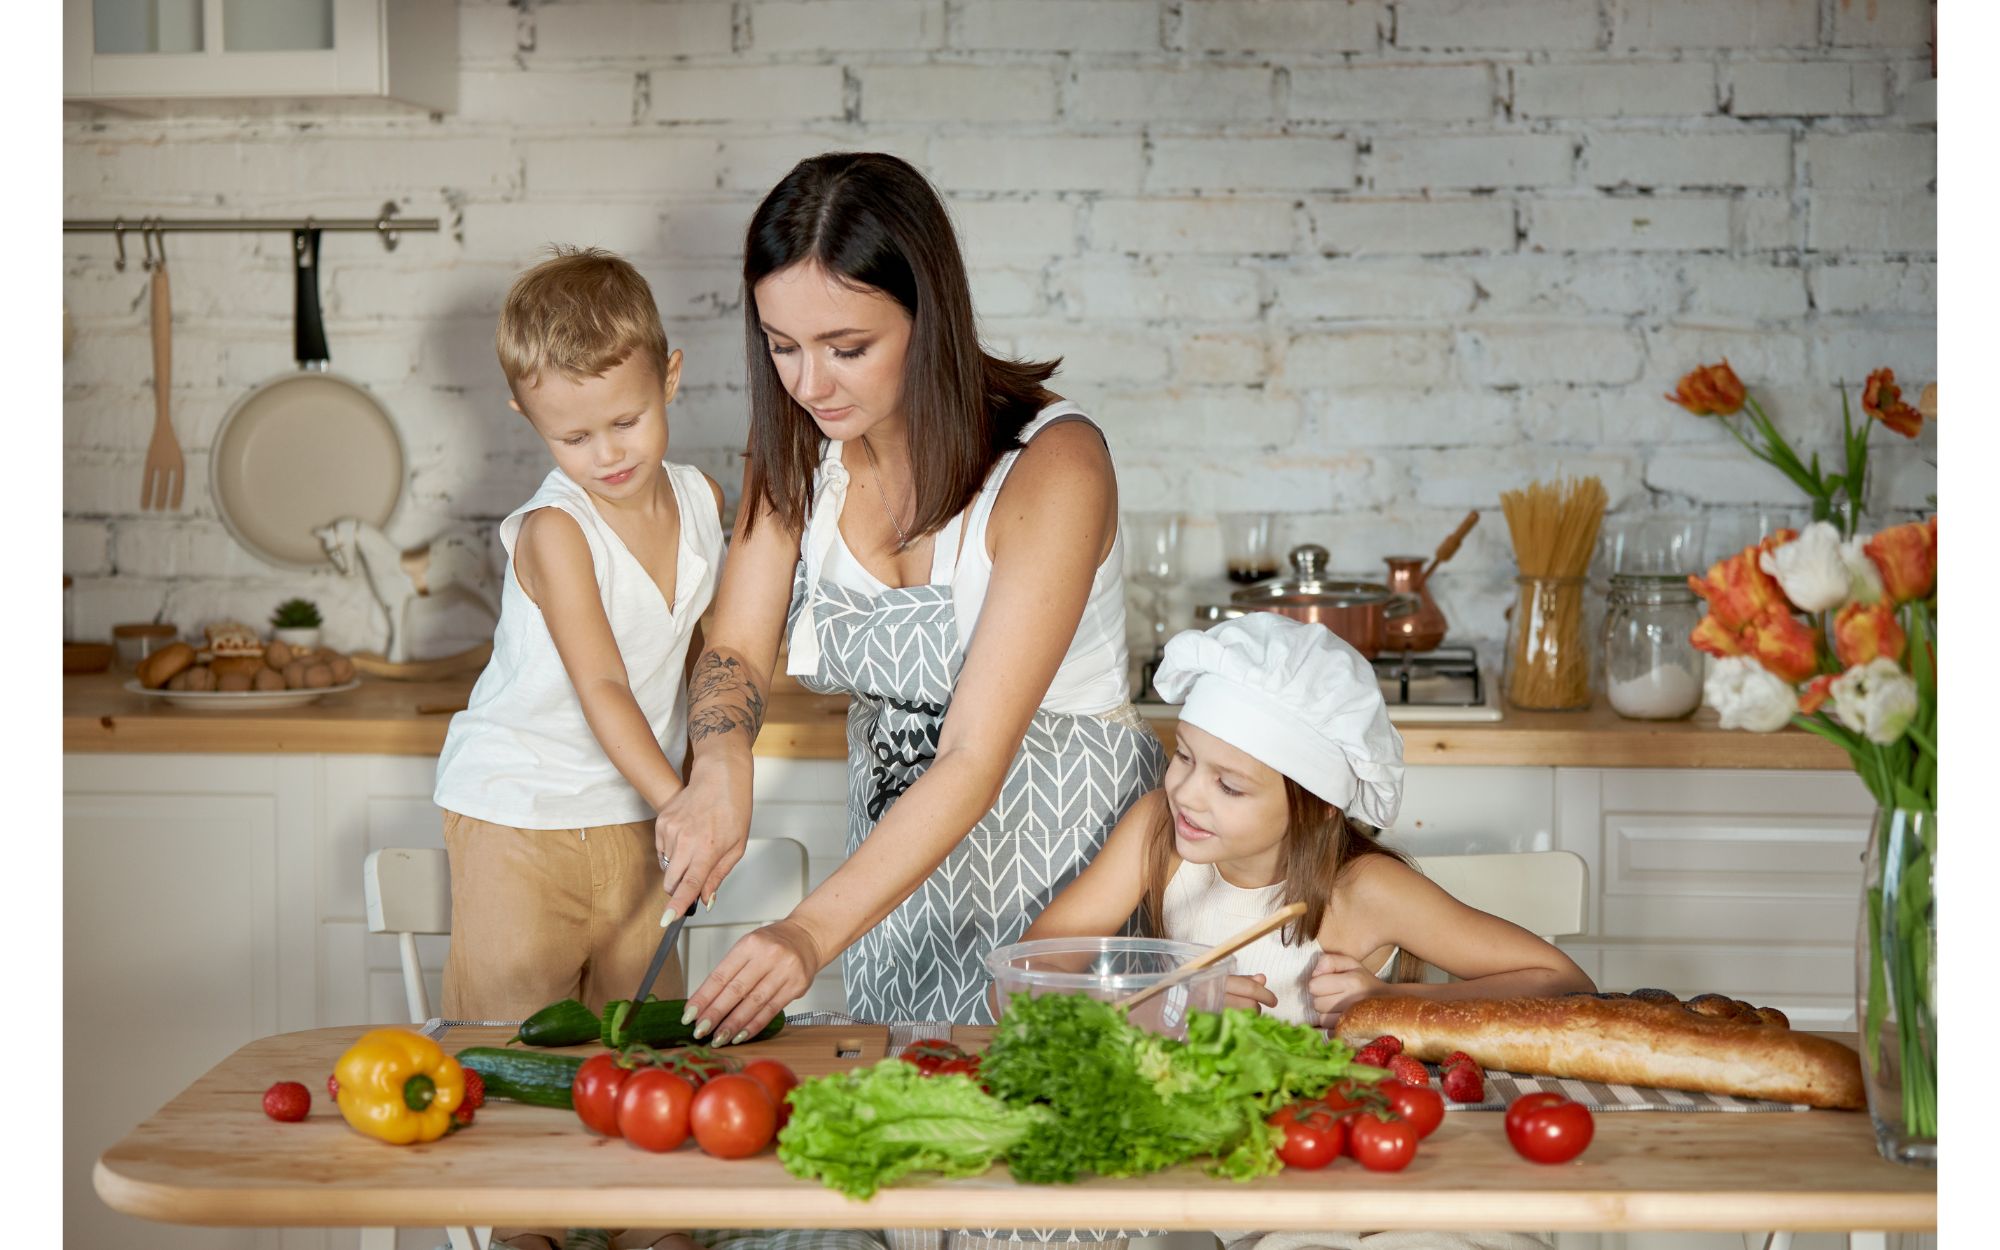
657;852;671;871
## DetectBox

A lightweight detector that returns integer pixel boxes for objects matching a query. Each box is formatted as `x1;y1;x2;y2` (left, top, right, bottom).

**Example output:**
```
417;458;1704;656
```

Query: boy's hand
1307;951;1387;1029
653;759;753;917
681;917;822;1047
1222;972;1277;1014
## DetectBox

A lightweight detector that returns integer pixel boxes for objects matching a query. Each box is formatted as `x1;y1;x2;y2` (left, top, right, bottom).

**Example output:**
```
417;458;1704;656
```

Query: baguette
1336;994;1865;1109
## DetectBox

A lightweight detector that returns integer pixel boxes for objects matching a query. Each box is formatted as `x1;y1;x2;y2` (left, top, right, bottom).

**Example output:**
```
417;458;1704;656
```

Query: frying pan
210;228;405;569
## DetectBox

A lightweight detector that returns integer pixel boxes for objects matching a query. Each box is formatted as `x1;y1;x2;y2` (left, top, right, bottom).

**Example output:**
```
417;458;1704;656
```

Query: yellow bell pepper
334;1027;465;1145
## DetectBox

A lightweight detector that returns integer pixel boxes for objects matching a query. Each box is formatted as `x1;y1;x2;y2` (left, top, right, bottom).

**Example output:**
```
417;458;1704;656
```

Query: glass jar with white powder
1601;574;1704;720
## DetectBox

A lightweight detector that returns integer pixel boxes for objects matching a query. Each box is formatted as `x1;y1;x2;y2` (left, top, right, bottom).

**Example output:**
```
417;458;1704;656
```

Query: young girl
1020;612;1594;1030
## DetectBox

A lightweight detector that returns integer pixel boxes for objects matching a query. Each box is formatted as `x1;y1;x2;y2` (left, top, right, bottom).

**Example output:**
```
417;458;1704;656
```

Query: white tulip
1758;522;1850;613
1840;535;1886;605
1829;658;1919;745
1704;656;1800;733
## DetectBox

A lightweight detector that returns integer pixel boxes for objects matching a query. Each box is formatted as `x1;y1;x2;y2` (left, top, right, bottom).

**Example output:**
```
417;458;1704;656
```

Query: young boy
433;246;725;1021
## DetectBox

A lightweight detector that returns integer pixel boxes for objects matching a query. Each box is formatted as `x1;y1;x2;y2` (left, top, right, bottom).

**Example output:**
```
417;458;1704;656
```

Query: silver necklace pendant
862;439;912;546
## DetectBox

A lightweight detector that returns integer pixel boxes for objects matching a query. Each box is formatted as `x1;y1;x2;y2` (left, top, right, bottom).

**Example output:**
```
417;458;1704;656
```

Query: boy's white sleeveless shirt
433;461;723;828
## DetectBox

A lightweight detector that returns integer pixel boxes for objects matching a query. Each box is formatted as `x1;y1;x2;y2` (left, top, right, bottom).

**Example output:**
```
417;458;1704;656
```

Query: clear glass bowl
984;936;1233;1040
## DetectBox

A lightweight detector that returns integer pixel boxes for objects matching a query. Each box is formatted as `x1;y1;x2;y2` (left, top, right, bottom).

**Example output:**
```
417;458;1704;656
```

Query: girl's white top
434;462;722;828
1163;859;1400;1027
788;402;1132;716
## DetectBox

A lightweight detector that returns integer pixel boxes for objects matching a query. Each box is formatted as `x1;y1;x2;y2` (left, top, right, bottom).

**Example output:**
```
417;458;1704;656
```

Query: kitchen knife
631;899;698;1006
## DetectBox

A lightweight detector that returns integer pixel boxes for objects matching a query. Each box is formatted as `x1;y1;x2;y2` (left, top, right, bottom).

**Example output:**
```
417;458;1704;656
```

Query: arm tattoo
687;650;768;745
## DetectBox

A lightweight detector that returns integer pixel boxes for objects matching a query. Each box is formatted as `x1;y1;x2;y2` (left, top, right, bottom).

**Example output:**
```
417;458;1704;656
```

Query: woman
656;152;1165;1040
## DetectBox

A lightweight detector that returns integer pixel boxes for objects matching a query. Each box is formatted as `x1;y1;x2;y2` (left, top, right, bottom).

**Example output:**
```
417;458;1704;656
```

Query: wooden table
96;1025;1934;1235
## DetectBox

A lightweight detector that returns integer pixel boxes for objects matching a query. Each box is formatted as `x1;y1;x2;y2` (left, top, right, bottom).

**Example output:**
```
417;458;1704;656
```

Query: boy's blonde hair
497;246;671;392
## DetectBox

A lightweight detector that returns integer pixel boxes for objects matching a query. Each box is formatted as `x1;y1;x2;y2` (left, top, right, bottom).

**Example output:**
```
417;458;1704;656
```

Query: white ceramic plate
122;678;362;711
211;370;404;570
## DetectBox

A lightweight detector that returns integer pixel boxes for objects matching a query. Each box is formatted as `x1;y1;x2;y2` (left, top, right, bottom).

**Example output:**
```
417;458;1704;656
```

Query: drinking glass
1219;512;1278;586
1123;512;1183;690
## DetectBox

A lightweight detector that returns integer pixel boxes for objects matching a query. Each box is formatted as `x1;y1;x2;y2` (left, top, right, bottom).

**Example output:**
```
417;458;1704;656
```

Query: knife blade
631;899;698;1006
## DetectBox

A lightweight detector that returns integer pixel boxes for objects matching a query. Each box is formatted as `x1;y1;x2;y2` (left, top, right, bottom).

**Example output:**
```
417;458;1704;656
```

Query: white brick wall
64;0;1937;667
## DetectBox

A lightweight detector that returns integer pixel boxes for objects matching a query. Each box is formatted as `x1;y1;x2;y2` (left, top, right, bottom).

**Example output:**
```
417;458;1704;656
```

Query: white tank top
793;403;1133;716
1162;860;1400;1027
433;462;723;828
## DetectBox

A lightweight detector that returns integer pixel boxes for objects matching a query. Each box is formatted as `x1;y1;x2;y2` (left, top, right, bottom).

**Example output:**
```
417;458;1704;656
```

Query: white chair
1411;850;1589;942
678;835;811;990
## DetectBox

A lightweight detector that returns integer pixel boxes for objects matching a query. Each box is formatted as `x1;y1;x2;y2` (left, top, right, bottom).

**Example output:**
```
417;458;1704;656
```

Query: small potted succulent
270;598;324;649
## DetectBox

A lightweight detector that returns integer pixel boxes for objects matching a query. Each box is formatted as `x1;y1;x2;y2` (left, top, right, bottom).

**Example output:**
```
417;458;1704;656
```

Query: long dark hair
1139;779;1409;949
740;152;1061;544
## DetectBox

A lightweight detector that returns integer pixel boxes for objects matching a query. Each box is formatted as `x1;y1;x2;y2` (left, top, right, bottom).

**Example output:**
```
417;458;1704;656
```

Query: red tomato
1267;1100;1347;1170
1378;1080;1446;1140
573;1053;634;1137
739;1059;800;1130
1314;1078;1382;1114
899;1039;967;1075
689;1073;778;1159
1348;1113;1421;1172
1505;1092;1595;1165
657;1045;735;1087
616;1068;697;1153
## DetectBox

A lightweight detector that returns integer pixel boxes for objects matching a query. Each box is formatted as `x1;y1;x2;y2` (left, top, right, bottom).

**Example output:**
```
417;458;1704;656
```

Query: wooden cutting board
439;1022;891;1077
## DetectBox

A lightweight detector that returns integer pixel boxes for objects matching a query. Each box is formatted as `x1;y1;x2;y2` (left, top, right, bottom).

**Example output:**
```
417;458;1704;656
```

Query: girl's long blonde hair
1138;778;1407;948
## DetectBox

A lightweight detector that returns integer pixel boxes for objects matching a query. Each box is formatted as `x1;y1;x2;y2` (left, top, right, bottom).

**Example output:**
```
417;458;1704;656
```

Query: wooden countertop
96;1023;1933;1234
63;671;1849;769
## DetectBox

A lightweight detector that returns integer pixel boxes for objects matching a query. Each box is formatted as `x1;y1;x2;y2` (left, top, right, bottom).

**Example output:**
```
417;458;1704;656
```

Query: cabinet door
64;754;317;1250
64;0;400;100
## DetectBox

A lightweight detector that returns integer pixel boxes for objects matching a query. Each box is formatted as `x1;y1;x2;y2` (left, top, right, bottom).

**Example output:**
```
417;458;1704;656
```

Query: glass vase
1856;806;1936;1166
1503;575;1592;710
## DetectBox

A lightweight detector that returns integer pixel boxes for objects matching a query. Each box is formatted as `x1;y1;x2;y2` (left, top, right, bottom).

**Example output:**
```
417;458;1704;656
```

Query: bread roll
264;640;293;670
217;670;254;692
327;655;355;683
209;655;266;679
1335;995;1864;1110
137;642;196;689
253;667;286;692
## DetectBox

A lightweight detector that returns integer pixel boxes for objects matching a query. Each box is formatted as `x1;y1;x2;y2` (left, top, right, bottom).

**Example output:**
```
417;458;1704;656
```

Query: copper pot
1224;544;1419;659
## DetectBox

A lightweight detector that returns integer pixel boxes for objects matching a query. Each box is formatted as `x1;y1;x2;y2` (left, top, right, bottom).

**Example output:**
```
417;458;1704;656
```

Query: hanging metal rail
63;201;440;269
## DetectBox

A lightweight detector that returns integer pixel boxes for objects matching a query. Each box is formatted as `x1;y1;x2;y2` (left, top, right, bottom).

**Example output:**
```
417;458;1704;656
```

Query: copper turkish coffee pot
1380;510;1480;653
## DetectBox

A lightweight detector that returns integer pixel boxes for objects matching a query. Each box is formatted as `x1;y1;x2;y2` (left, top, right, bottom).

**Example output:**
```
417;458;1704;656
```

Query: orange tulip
1742;605;1822;684
1666;360;1748;417
1834;601;1907;669
1799;673;1837;716
1690;613;1746;660
1688;530;1796;631
1860;368;1923;438
1864;517;1936;604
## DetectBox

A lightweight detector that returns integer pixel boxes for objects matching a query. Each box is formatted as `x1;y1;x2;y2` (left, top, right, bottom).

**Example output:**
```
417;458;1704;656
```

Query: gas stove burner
1372;645;1485;707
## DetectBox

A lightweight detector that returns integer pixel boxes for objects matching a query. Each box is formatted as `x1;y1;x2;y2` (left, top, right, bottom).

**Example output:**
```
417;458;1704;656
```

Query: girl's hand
1307;951;1387;1029
1223;972;1277;1014
683;918;823;1046
652;758;753;918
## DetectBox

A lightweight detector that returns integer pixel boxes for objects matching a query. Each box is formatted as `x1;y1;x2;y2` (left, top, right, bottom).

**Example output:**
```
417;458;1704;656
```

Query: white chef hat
1152;614;1405;828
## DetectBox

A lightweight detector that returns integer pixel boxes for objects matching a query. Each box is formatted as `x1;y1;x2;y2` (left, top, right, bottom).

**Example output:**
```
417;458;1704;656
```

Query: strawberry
1441;1051;1474;1071
263;1081;311;1122
1387;1054;1430;1087
462;1068;486;1111
452;1103;476;1127
1370;1034;1404;1059
1353;1042;1391;1068
326;1074;340;1099
1441;1060;1485;1104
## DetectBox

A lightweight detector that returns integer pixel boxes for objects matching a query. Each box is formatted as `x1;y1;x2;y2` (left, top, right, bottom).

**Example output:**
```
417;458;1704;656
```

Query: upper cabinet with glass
65;0;456;111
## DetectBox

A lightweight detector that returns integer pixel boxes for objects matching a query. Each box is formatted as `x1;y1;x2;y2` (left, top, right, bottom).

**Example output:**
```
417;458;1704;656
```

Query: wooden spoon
1115;902;1307;1012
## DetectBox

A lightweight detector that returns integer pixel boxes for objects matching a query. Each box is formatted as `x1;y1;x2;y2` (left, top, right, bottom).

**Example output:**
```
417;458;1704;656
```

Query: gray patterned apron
783;425;1164;1026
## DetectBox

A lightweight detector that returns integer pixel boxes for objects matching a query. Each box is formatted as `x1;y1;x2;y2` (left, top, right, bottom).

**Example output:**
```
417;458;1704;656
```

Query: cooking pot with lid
1219;544;1419;659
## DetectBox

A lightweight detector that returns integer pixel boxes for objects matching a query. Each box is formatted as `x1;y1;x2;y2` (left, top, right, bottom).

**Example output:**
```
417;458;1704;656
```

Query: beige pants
441;809;685;1021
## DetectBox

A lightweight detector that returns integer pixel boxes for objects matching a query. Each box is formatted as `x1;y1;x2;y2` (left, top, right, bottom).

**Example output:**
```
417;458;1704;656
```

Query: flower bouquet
1690;515;1937;1163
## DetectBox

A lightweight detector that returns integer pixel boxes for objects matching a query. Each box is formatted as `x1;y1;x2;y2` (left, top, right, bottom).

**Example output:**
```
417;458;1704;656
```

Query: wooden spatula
1115;901;1307;1012
140;229;185;510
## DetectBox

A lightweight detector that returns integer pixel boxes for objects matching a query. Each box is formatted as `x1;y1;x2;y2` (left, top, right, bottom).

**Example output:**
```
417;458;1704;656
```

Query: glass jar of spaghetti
1502;575;1592;711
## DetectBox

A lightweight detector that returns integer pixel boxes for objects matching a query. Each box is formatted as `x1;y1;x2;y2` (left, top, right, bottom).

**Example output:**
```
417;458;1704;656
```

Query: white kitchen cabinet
64;0;456;111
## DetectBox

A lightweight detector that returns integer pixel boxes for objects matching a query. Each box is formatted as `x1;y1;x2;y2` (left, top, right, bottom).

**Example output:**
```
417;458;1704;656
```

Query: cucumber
599;997;786;1049
510;998;599;1047
456;1047;585;1109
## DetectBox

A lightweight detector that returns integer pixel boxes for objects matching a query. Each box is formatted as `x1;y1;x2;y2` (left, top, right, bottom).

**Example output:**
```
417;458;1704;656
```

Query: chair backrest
1411;850;1588;941
364;847;451;1024
679;837;809;989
